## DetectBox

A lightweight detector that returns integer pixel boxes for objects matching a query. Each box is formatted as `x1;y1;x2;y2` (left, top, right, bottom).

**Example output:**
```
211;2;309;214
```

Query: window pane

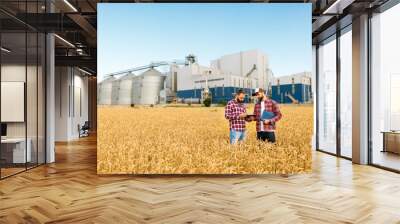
318;37;337;154
371;3;400;171
340;29;352;158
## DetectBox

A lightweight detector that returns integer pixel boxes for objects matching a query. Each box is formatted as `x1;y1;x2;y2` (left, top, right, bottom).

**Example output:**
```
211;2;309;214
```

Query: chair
79;121;90;138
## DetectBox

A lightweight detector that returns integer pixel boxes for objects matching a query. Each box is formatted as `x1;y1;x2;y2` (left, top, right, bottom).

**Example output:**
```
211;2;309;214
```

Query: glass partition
0;1;46;179
27;30;38;169
1;31;28;177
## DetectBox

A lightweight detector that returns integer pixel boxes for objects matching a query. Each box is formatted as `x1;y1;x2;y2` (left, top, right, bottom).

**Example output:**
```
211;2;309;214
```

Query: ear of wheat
97;105;313;174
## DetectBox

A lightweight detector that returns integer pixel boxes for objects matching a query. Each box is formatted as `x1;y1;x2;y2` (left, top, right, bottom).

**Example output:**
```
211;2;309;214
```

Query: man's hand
245;115;254;122
263;119;271;124
239;113;247;118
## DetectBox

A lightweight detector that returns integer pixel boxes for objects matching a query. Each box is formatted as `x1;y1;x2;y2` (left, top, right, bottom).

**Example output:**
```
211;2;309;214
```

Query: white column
46;33;55;163
352;14;369;164
45;0;56;163
312;45;317;151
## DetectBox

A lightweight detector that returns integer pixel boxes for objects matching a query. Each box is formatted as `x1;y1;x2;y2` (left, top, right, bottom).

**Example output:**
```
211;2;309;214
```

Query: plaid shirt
253;99;282;132
225;99;247;132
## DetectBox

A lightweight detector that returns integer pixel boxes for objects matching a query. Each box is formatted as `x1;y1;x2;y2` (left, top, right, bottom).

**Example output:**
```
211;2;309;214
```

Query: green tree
203;97;211;107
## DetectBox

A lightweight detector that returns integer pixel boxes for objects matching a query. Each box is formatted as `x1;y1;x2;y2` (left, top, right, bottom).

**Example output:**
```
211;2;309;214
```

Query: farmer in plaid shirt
251;88;282;143
224;89;249;144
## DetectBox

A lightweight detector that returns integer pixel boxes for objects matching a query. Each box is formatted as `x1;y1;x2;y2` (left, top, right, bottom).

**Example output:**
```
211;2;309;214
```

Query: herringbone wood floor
1;135;400;224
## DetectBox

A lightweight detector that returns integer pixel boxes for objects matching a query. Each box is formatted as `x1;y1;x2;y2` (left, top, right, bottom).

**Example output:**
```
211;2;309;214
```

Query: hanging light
63;0;78;12
1;47;11;53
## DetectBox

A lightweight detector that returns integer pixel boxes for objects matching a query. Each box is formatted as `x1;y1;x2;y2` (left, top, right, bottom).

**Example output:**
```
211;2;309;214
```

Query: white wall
210;49;269;89
55;67;89;141
211;52;242;76
177;63;216;91
1;65;26;137
192;74;226;89
177;50;267;91
71;73;89;138
55;67;69;141
1;65;38;138
1;65;28;142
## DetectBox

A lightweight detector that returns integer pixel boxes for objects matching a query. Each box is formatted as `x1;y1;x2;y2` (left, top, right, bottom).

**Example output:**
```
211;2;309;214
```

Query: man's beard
258;96;264;101
237;98;244;103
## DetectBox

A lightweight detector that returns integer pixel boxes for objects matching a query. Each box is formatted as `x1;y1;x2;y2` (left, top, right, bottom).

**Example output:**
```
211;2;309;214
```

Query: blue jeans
230;130;246;144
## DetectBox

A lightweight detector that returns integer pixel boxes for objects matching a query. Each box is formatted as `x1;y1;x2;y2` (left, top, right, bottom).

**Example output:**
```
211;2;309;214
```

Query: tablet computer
260;111;275;121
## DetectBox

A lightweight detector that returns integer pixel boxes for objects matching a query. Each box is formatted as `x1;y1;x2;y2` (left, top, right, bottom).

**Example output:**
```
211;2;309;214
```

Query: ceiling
0;0;391;76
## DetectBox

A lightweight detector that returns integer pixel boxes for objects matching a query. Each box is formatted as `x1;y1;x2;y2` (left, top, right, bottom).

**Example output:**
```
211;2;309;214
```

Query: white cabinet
1;138;32;163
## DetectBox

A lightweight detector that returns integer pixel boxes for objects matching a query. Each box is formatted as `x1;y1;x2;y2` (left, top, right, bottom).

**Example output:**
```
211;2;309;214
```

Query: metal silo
117;73;135;105
132;75;142;105
98;76;116;105
111;78;121;105
132;68;165;105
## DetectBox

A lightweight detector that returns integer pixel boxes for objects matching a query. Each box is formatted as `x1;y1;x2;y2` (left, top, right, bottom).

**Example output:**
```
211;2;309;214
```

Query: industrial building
98;49;271;105
97;68;169;105
131;69;165;105
1;0;400;223
116;73;136;105
98;61;182;105
270;72;312;104
176;49;270;103
97;76;116;105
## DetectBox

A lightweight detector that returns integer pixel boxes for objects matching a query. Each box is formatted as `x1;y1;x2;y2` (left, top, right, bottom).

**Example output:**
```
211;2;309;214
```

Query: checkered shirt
253;99;282;132
224;99;247;132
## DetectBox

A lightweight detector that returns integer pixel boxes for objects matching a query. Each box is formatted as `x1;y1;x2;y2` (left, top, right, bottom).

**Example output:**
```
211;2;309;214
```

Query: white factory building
98;49;272;105
176;49;271;103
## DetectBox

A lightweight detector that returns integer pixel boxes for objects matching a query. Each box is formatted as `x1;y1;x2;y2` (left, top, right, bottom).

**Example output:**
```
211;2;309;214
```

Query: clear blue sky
98;3;312;81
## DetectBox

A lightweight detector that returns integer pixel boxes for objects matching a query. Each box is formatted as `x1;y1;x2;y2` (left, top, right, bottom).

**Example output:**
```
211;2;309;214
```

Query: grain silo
111;78;121;105
98;76;116;105
117;73;135;105
132;68;165;105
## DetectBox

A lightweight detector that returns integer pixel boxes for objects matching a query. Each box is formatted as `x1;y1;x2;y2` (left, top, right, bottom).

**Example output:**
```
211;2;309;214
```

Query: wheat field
97;104;313;174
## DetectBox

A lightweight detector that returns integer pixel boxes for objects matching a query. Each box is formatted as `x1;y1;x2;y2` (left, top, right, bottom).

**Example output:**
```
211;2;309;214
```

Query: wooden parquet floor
1;134;400;224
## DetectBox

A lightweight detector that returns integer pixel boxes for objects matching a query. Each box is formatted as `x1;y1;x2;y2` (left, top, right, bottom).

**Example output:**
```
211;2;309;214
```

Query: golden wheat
97;104;313;174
